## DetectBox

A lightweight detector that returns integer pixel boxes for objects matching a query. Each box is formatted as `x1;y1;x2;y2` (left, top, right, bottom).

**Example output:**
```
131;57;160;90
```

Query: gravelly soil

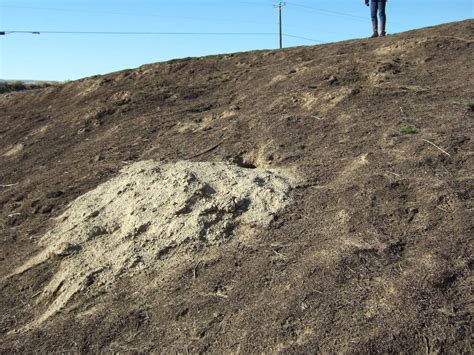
0;20;473;353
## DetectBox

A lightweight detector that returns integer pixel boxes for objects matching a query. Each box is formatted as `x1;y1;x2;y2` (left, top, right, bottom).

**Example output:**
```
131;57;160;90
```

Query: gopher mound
7;160;296;330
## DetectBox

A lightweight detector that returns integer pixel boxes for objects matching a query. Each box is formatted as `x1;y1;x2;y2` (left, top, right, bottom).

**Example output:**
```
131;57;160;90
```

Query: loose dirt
6;160;295;330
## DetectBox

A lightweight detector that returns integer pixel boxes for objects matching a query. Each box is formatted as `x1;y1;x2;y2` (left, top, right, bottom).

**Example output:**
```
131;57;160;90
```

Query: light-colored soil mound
9;160;296;329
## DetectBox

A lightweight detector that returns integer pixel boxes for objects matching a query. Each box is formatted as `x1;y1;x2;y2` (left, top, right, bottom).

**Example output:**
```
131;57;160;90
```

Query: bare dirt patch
6;160;295;330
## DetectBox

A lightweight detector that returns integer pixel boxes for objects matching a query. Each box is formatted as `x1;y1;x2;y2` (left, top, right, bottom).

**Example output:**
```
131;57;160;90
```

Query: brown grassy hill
0;20;473;352
0;80;57;94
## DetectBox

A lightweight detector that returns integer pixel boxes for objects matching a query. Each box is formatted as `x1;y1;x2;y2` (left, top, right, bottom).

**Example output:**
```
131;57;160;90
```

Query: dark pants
371;0;387;23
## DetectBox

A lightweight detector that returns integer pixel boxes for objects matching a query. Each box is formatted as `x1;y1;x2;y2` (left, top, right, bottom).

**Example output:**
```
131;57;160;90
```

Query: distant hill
0;79;58;93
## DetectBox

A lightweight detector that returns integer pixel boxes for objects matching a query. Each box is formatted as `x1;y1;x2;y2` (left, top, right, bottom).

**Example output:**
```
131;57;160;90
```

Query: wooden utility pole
273;2;286;49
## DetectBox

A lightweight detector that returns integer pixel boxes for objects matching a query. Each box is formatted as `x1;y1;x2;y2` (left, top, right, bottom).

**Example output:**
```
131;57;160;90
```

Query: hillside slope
0;20;473;352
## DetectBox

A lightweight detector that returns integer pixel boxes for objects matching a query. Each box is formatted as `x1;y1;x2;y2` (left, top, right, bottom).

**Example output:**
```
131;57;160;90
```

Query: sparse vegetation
0;80;56;94
400;125;419;134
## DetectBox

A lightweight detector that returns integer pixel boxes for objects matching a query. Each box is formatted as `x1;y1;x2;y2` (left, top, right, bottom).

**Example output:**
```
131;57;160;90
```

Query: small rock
78;127;91;134
14;195;25;202
52;242;81;257
41;204;54;214
30;199;41;207
89;210;100;218
93;154;103;162
326;75;338;85
88;225;108;239
32;205;42;214
350;88;360;96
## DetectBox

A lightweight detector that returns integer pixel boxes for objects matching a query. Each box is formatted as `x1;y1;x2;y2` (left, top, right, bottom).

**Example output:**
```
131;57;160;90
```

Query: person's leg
370;1;379;37
379;1;387;36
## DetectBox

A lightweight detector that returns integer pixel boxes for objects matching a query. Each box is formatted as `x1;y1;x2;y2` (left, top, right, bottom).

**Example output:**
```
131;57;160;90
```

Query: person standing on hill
365;0;387;37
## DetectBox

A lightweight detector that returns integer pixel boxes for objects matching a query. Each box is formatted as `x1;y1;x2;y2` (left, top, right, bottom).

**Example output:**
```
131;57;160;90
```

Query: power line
285;1;367;22
0;2;332;45
1;30;278;36
2;5;274;26
1;2;383;44
236;0;370;22
283;34;325;43
1;29;325;44
285;1;404;27
4;2;367;34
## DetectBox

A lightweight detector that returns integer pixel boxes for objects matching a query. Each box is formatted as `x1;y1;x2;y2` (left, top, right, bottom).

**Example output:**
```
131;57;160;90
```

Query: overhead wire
285;1;405;27
285;1;368;21
283;34;325;43
1;5;275;26
233;1;370;42
236;0;371;22
2;30;278;36
2;30;325;44
1;1;370;44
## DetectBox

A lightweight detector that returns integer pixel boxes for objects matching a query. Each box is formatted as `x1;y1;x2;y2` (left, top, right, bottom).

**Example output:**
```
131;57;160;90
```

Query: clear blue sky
0;0;472;81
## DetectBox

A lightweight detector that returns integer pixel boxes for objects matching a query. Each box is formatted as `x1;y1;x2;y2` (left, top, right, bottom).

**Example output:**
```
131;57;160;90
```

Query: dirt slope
0;20;473;352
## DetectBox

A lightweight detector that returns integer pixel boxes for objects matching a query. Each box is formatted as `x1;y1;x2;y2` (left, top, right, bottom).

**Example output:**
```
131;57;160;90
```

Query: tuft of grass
400;126;419;135
452;98;471;106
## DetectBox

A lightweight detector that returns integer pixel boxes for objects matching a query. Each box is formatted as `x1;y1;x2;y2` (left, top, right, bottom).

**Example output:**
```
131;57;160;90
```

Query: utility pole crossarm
273;2;286;49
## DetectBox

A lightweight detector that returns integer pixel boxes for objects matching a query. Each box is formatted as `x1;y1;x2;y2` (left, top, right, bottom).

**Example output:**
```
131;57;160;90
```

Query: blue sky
0;0;472;81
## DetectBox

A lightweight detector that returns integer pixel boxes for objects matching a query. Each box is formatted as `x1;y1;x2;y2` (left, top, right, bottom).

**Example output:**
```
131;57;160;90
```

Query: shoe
370;32;379;38
380;31;387;36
